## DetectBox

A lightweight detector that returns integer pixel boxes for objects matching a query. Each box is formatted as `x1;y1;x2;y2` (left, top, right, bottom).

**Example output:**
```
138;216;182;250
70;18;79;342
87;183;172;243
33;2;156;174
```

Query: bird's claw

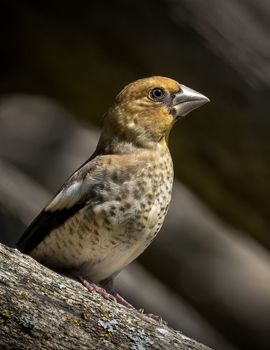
79;276;165;324
111;292;135;309
80;278;116;302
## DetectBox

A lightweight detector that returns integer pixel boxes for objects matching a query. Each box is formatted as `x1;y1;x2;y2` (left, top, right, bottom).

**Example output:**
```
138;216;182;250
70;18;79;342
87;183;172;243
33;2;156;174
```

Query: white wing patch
45;180;84;212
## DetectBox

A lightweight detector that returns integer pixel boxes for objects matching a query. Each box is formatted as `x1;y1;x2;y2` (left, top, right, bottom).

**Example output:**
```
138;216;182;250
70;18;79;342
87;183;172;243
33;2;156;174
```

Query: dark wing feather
16;149;101;254
16;203;85;254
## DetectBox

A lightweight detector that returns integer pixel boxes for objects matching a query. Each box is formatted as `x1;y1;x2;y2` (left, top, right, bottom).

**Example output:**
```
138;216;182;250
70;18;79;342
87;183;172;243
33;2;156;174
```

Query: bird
17;76;209;307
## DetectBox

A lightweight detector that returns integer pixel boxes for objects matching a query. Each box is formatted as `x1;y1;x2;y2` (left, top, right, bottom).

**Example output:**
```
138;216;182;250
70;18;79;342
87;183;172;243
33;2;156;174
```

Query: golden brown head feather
98;76;209;153
99;76;181;151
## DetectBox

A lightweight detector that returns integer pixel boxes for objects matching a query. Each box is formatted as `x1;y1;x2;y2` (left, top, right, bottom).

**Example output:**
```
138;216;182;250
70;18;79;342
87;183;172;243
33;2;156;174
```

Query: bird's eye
150;88;165;101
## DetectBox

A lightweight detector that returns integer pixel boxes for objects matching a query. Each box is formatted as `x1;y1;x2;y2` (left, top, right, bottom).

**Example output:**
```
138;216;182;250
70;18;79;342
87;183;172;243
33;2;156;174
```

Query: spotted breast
31;143;173;283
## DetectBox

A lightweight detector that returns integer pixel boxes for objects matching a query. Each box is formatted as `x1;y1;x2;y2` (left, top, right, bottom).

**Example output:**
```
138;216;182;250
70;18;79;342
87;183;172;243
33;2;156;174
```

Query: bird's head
100;76;209;151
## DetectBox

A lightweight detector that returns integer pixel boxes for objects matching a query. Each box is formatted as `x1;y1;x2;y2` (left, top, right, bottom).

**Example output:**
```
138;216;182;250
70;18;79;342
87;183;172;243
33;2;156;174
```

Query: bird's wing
16;151;101;254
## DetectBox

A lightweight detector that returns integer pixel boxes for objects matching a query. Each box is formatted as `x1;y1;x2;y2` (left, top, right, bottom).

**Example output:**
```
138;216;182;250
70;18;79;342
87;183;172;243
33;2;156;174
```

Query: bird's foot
80;277;134;308
110;291;134;309
79;277;116;302
78;275;133;307
100;278;135;309
78;277;162;322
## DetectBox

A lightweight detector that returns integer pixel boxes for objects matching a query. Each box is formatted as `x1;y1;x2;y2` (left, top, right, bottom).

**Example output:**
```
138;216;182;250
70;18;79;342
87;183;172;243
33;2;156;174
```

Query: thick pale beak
173;85;209;118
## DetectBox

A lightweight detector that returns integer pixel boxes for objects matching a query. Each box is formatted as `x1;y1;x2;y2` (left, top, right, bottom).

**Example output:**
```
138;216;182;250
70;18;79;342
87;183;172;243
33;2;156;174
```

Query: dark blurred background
0;1;270;349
